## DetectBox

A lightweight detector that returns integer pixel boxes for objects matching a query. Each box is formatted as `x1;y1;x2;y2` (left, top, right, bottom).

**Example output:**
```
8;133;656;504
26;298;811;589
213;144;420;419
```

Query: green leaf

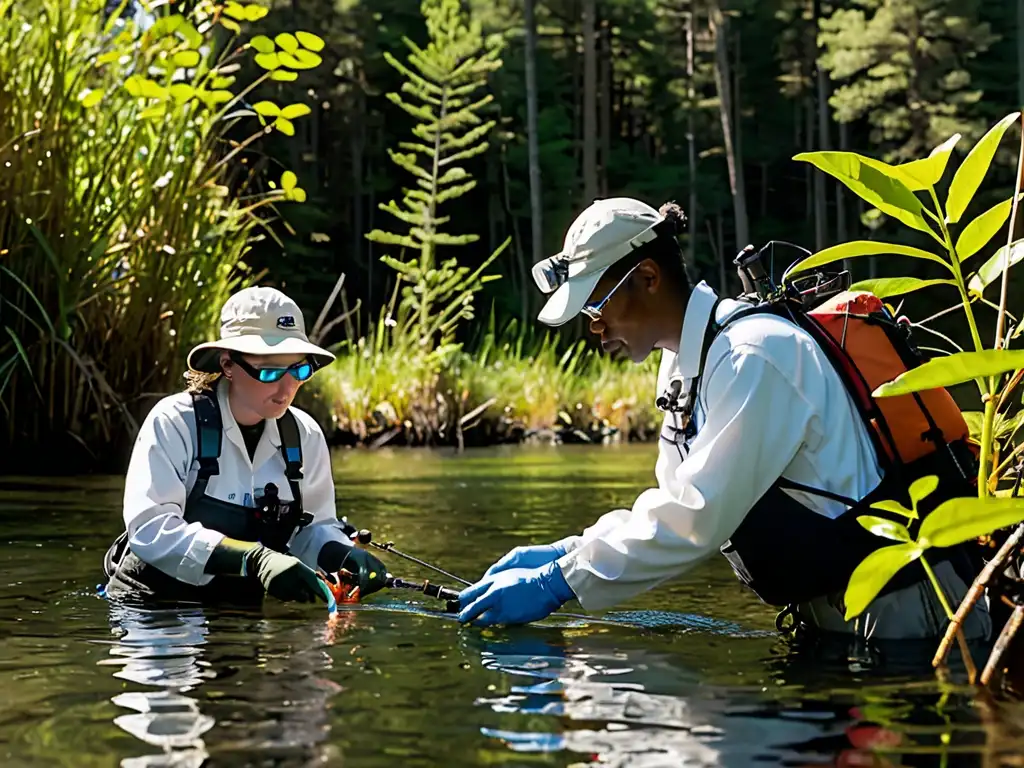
296;31;325;52
275;117;295;136
848;277;953;299
281;171;298;191
843;543;924;620
220;17;242;34
179;21;202;49
277;51;303;69
909;475;939;506
288;187;307;203
968;241;1024;297
956;194;1023;262
946;112;1021;224
79;88;103;108
920;497;1024;548
149;14;184;39
211;75;236;89
793;151;933;236
252;101;279;117
871;499;917;520
280;103;311;119
785;240;949;280
199;90;232;106
139;104;166;120
223;1;246;20
270;70;298;82
125;75;166;100
249;35;275;54
857;515;912;542
874;349;1024;397
962;411;983;439
172;50;200;68
244;4;269;21
291;50;322;69
254;52;279;70
169;83;194;104
275;32;299;53
880;134;961;191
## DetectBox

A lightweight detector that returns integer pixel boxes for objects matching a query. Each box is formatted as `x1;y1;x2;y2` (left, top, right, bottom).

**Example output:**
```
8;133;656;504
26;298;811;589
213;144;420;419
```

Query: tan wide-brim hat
187;286;336;374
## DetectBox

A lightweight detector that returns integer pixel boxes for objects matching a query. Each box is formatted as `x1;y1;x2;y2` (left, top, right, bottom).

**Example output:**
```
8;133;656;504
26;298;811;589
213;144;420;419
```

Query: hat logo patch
277;315;296;329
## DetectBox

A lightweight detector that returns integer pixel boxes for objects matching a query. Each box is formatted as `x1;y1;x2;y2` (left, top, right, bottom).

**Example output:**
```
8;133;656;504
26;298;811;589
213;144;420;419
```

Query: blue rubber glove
457;562;575;626
483;542;569;579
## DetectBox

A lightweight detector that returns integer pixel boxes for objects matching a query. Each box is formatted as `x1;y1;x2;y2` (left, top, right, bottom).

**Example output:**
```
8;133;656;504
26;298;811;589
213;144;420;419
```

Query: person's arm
557;344;816;610
124;400;225;585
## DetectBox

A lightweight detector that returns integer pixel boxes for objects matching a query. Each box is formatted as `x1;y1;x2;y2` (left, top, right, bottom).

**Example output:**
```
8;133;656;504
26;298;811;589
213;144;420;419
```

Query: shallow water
1;444;1023;767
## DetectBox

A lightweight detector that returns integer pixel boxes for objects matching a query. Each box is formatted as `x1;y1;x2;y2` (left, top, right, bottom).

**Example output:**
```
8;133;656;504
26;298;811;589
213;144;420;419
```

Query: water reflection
98;601;347;766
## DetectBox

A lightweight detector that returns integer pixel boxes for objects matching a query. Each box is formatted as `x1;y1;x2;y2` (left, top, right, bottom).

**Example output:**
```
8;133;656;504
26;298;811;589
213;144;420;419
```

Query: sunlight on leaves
280;104;311;119
909;476;939;507
946;112;1021;224
848;277;953;299
844;543;924;620
857;515;912;542
275;32;299;53
919;497;1024;548
873;349;1024;397
249;35;275;54
270;70;298;82
871;499;917;520
955;194;1024;262
296;31;326;52
968;240;1024;297
786;241;949;280
254;52;280;70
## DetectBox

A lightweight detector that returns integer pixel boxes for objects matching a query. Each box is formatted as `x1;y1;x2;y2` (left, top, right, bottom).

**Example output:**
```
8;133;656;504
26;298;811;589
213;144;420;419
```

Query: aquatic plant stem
921;554;977;683
933;523;1024;668
980;605;1024;686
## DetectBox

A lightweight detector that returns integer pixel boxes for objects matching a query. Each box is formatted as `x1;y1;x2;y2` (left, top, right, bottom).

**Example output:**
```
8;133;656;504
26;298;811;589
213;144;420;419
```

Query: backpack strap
190;390;222;501
275;409;308;526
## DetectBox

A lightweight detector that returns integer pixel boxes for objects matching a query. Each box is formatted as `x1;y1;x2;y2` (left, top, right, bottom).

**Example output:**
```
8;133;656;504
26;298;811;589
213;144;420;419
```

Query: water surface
1;444;1023;766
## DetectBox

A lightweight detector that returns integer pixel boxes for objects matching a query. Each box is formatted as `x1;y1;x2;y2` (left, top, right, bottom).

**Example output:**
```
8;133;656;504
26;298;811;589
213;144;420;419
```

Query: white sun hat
186;286;336;374
532;197;666;327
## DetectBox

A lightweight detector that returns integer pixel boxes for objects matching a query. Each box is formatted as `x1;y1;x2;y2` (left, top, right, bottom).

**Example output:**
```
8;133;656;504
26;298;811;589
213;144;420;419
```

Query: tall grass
0;0;319;468
304;314;661;448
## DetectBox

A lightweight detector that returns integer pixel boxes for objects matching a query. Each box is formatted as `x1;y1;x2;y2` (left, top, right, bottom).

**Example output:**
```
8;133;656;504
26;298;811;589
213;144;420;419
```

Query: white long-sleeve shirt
554;281;991;640
121;378;353;585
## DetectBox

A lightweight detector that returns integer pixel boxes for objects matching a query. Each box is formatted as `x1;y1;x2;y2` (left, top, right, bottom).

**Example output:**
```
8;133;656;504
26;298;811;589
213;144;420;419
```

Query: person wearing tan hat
456;197;990;644
101;286;388;607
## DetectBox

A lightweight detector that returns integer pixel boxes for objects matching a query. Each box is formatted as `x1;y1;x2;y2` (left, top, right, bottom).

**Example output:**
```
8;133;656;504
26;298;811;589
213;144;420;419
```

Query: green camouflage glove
319;541;389;597
206;537;331;605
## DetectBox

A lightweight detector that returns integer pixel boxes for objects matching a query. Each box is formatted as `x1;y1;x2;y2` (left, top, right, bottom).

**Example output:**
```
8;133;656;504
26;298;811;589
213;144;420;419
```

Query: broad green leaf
280;103;311;119
201;90;232;106
79;88;103;108
920;497;1024;548
244;4;269;21
281;171;297;191
296;31;325;52
871;499;917;520
879;134;961;191
967;240;1024;297
270;70;298;82
139;104;166;120
786;240;949;279
962;410;1023;440
252;101;279;117
848;277;953;299
223;1;246;19
874;349;1024;397
288;187;307;203
249;35;274;54
179;21;202;49
909;475;939;506
291;50;322;69
793;151;933;236
275;117;295;136
169;83;194;104
844;543;924;620
149;14;183;39
172;50;200;68
125;75;166;100
220;17;242;34
962;411;983;439
278;51;303;69
211;75;236;89
97;50;121;66
955;194;1023;262
254;52;280;70
946;112;1021;224
857;515;912;542
275;32;299;53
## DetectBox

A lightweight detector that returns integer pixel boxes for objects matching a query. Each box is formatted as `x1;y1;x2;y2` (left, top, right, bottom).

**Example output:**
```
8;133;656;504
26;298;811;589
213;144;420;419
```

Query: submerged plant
792;111;1024;685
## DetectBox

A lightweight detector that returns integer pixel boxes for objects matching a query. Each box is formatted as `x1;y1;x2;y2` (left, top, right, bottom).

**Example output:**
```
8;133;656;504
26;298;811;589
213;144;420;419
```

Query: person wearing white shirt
457;197;991;642
102;286;387;606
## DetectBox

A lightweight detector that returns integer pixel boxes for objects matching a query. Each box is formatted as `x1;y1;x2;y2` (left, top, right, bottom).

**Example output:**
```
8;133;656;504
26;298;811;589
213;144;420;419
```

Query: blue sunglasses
230;353;314;383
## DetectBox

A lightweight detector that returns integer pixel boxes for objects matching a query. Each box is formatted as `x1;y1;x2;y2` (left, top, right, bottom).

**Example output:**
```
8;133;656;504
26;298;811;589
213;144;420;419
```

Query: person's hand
244;545;334;606
483;543;568;579
338;546;389;597
457;562;575;626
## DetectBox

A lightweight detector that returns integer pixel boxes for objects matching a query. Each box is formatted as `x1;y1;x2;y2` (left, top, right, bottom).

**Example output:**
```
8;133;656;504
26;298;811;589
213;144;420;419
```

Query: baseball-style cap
187;286;336;374
532;197;666;326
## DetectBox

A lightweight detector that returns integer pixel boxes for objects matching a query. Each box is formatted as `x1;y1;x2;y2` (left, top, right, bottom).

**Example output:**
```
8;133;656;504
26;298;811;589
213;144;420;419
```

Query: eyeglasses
229;353;314;383
580;264;640;321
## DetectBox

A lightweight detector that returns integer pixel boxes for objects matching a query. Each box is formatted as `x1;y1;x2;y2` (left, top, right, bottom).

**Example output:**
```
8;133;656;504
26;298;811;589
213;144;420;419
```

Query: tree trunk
525;0;543;267
582;0;598;204
716;214;727;293
350;91;366;305
837;119;849;242
686;8;699;282
710;2;749;251
813;0;829;251
600;19;612;196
